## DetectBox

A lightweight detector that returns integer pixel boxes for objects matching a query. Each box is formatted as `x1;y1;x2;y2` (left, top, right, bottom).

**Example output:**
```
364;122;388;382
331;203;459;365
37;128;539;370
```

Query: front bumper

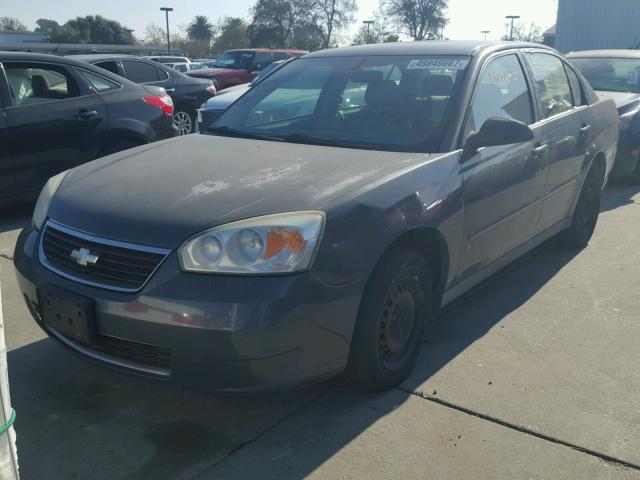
610;126;640;178
14;226;364;393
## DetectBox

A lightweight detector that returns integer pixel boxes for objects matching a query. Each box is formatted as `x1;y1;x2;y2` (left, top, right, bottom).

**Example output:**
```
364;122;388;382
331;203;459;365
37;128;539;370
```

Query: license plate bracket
38;286;96;345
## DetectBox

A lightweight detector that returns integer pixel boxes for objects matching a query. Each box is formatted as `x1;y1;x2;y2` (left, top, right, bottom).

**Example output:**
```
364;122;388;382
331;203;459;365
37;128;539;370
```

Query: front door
3;61;108;195
458;53;549;280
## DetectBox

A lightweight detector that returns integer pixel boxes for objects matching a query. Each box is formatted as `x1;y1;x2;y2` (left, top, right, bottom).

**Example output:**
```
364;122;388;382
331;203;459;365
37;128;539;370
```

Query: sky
5;0;558;43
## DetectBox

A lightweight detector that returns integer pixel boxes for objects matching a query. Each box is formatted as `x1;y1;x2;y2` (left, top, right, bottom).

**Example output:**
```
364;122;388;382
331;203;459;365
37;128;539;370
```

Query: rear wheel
174;109;195;135
561;166;602;248
347;251;431;392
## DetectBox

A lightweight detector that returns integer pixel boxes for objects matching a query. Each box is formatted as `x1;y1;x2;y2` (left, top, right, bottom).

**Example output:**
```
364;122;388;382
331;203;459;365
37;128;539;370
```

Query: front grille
93;335;172;371
40;221;170;292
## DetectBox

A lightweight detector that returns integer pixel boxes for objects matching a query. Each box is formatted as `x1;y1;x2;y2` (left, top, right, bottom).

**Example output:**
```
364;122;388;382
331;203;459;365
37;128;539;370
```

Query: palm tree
187;16;215;43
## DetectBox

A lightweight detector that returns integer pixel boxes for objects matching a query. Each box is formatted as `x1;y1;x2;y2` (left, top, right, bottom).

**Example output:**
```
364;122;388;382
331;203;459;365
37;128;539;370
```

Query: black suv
0;52;177;204
69;55;216;135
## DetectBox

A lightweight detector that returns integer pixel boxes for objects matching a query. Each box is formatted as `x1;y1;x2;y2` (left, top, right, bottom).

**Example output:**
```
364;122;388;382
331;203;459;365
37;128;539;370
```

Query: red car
186;48;307;90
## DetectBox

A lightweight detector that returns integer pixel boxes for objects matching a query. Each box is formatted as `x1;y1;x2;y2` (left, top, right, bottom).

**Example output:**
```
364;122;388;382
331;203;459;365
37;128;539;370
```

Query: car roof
566;49;640;58
305;40;554;58
224;48;307;54
0;50;108;66
66;54;143;62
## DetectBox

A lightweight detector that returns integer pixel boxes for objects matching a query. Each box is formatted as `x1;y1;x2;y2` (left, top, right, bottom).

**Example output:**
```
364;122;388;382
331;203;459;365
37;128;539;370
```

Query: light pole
481;30;490;40
506;15;520;41
160;7;173;52
363;20;374;43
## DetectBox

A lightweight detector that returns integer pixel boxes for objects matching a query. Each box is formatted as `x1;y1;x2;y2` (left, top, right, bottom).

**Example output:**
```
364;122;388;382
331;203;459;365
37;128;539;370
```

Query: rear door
524;51;590;230
3;61;108;195
458;52;549;278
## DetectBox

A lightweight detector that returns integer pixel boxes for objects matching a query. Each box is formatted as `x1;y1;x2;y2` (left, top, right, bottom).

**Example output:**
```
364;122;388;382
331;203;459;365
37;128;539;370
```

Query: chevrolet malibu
14;41;618;393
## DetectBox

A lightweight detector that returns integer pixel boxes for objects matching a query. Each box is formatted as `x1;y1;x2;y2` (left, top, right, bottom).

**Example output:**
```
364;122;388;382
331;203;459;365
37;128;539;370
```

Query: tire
561;166;602;248
346;250;432;392
173;109;195;135
101;140;143;157
631;155;640;184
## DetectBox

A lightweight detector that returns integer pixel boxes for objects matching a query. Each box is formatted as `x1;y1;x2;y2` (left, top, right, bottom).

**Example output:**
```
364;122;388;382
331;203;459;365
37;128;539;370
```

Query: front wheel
173;109;195;135
346;251;431;392
561;167;602;248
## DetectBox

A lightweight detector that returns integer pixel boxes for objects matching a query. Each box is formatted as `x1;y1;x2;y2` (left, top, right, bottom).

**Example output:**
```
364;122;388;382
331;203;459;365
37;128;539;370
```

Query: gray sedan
14;41;618;393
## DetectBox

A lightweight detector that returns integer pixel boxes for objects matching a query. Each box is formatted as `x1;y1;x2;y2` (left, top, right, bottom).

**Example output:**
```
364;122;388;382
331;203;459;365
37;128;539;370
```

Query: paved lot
0;186;639;479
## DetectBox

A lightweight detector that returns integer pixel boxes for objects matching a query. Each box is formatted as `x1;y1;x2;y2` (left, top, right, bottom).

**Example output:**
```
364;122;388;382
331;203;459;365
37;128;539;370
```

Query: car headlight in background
32;170;69;231
179;212;325;274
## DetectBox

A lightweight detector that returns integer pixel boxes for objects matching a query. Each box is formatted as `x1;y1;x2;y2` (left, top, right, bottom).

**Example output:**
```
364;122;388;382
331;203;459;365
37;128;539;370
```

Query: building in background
0;31;49;44
553;0;640;52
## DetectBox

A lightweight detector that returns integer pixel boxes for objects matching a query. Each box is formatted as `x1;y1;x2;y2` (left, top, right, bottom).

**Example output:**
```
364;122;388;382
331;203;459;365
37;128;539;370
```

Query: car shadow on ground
601;181;640;212
0;204;32;235
7;235;581;479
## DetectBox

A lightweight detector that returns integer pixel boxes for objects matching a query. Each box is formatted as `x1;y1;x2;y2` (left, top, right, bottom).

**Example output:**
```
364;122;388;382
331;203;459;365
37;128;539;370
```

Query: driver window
526;52;575;119
464;54;534;141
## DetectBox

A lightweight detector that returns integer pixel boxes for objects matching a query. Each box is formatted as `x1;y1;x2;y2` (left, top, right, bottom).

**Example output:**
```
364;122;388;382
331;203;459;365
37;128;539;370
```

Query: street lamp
160;7;173;52
363;20;375;43
481;30;490;40
505;15;520;41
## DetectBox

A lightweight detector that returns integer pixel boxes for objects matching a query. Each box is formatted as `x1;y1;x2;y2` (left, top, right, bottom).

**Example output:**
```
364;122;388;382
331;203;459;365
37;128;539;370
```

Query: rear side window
565;64;586;106
465;54;534;139
526;53;574;119
121;60;160;83
79;70;121;93
94;61;120;75
273;52;289;61
253;52;272;69
4;63;81;106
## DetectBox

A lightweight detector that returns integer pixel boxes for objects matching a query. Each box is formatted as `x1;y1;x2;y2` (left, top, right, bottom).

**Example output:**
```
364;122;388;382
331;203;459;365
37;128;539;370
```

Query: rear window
570;57;640;94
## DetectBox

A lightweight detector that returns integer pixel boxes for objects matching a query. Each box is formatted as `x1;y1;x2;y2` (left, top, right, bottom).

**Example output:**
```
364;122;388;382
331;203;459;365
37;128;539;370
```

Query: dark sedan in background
69;55;216;135
568;50;640;181
15;41;617;394
0;52;176;204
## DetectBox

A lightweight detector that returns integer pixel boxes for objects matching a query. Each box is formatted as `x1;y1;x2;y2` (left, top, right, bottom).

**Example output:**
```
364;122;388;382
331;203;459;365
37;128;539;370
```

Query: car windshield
571;57;640;93
213;51;255;69
208;55;469;152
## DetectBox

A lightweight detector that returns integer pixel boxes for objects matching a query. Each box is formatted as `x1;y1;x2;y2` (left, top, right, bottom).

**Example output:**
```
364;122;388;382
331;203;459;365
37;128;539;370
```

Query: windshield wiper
278;133;384;150
206;125;285;142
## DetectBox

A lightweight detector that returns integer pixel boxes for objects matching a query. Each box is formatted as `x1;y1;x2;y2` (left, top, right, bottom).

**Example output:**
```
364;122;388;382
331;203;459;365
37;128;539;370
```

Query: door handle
75;110;98;120
165;88;176;93
579;124;591;135
531;144;550;158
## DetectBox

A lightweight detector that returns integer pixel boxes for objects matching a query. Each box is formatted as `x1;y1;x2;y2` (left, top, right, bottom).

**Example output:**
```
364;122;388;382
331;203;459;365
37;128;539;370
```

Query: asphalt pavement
0;185;639;480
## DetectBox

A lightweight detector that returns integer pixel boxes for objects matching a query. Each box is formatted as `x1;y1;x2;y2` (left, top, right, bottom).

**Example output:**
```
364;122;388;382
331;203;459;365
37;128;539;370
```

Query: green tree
214;17;250;52
502;21;543;43
34;18;60;34
248;0;310;48
384;0;447;41
49;15;135;44
351;10;397;45
0;17;28;31
187;15;216;43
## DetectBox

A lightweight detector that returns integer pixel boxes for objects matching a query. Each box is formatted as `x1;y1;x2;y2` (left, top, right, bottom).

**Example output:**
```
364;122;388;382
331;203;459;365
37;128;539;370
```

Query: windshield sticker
407;58;469;70
627;70;638;85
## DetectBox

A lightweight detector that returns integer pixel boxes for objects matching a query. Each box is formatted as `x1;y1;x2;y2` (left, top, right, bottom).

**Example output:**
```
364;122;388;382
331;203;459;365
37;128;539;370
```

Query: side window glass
95;61;120;75
526;53;574;118
4;63;80;106
253;53;272;69
156;66;170;80
565;64;586;107
465;54;534;140
79;70;121;93
121;60;160;83
273;52;288;61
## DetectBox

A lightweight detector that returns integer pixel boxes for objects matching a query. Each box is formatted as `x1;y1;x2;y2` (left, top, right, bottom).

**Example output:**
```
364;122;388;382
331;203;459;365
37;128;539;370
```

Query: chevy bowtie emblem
70;248;99;267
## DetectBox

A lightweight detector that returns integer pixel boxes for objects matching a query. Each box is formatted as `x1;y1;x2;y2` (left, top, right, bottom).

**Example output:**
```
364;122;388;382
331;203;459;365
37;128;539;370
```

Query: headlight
179;212;325;274
210;78;218;87
32;170;68;231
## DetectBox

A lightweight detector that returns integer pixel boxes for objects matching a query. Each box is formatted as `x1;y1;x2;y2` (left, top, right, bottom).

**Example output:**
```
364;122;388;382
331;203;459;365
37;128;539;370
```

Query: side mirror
462;117;534;161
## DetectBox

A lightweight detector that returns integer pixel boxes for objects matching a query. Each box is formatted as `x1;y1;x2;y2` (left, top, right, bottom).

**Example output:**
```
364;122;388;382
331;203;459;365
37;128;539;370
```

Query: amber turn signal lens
265;228;306;260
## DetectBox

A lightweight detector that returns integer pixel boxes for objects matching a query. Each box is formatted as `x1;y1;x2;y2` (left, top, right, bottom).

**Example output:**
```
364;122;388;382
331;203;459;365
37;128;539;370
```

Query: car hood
596;90;640;110
48;135;442;248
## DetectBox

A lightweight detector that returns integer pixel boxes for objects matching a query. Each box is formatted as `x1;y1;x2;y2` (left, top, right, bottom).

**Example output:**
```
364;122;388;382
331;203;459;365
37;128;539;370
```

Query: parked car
567;50;640;181
69;55;216;135
197;59;289;132
186;48;307;90
0;52;177;204
15;41;617;393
